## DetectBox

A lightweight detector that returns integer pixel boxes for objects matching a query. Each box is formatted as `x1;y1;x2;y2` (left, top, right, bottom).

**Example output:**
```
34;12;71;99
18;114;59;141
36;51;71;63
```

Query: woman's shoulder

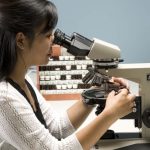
0;80;9;96
0;80;24;102
0;79;34;110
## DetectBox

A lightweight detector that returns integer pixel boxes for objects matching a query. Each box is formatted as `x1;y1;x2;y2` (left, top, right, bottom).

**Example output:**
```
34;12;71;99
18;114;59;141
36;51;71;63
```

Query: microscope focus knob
142;108;150;128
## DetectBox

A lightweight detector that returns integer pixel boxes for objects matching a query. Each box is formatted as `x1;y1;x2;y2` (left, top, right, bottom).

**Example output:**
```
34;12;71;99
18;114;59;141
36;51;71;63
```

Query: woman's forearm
75;89;135;149
76;110;118;150
67;99;94;129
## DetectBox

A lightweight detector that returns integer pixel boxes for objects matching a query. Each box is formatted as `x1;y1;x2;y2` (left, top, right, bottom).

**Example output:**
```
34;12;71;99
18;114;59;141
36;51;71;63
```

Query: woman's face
25;27;54;66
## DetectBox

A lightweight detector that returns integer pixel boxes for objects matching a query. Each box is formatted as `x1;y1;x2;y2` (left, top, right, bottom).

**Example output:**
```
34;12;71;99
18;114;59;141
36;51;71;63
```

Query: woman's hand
104;88;136;119
110;77;129;89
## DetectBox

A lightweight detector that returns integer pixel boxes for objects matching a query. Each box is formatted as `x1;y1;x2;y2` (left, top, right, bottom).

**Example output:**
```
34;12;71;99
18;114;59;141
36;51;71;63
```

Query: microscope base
94;138;150;150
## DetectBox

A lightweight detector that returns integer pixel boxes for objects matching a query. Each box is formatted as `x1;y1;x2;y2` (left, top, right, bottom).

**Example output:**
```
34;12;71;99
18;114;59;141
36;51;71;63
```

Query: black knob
142;108;150;128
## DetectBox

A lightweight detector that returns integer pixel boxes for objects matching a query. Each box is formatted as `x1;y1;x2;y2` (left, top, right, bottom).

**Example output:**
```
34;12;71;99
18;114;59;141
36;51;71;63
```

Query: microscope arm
99;63;150;138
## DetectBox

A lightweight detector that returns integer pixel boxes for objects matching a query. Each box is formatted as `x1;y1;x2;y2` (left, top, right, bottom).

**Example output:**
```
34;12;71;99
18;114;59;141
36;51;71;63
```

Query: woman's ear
16;32;26;50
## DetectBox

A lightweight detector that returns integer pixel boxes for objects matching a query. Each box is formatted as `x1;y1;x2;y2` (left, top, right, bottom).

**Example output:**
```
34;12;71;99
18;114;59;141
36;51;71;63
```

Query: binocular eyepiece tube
53;29;92;56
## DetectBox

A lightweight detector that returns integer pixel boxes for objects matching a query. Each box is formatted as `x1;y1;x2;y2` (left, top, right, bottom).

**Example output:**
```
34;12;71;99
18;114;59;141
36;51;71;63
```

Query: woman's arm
0;87;83;150
67;98;94;129
67;77;130;130
76;89;135;149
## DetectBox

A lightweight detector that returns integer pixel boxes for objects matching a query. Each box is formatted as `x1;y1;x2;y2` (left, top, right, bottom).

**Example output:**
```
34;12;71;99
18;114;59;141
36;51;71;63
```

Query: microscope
53;29;150;149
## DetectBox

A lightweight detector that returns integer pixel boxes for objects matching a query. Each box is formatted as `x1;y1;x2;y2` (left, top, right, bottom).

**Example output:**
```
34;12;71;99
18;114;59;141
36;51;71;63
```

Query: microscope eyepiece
53;29;71;50
53;28;92;56
53;29;64;45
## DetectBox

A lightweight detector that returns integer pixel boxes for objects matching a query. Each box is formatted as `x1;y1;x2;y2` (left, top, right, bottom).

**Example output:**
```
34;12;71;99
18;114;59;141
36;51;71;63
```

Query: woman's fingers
116;88;129;96
107;90;116;98
127;93;136;112
111;77;129;89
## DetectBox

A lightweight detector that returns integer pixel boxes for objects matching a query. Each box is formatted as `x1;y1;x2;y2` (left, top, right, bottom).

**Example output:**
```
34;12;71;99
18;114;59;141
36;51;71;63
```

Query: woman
0;0;136;149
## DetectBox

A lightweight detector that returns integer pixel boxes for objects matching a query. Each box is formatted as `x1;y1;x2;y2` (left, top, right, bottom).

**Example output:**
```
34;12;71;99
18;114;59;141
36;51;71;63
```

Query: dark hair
0;0;58;80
